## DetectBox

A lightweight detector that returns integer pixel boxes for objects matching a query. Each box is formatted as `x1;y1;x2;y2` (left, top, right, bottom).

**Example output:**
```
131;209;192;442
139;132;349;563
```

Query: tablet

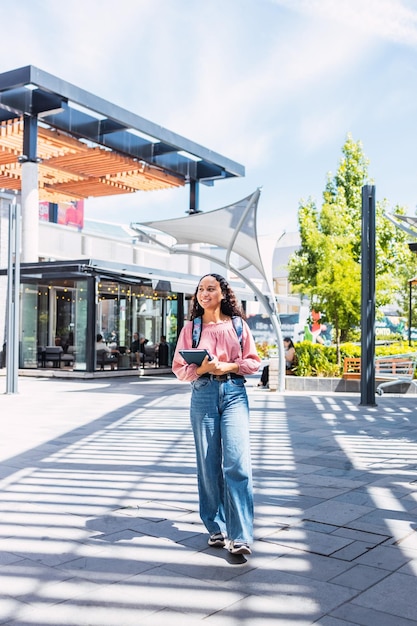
179;349;212;365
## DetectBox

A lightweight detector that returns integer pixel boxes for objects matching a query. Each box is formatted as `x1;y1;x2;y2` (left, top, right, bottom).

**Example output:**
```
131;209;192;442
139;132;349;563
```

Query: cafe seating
116;348;130;370
61;345;76;367
44;346;63;368
96;349;117;370
37;346;46;368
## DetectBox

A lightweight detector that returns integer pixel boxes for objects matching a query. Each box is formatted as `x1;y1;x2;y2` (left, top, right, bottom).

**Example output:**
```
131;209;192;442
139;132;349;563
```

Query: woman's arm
171;323;200;382
233;321;261;375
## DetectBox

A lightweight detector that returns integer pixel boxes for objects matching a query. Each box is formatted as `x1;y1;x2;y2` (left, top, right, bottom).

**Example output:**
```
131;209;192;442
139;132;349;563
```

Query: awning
0;65;245;203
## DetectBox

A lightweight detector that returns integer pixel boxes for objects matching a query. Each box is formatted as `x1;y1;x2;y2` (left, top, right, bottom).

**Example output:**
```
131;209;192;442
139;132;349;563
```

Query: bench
343;354;417;395
343;357;361;380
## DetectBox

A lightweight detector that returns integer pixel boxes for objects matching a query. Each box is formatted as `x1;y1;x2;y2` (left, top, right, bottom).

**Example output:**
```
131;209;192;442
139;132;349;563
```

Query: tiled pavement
0;374;416;625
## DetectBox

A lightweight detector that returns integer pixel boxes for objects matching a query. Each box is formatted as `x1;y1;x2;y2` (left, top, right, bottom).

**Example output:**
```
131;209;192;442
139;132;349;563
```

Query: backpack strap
232;316;243;353
192;316;202;348
192;315;243;351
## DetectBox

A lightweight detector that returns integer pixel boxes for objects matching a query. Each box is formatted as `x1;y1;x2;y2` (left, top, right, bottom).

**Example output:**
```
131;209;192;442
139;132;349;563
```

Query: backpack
192;316;243;352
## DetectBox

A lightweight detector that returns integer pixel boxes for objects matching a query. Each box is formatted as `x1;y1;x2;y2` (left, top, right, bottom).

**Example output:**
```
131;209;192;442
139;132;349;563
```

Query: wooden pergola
0;118;184;202
0;65;244;207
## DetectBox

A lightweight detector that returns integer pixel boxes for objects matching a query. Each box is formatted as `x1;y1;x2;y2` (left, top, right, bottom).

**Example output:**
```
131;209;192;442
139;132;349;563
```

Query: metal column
5;195;20;394
360;185;376;406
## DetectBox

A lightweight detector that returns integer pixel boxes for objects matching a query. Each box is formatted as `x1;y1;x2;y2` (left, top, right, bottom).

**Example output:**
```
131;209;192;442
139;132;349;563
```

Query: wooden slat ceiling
0;119;184;202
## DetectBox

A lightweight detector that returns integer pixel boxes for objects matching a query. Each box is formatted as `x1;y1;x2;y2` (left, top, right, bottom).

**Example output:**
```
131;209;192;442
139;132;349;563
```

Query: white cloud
123;5;373;171
270;0;417;47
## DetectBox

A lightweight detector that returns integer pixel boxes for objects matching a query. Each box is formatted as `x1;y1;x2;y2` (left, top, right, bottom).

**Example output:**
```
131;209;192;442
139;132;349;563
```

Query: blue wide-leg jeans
190;376;253;544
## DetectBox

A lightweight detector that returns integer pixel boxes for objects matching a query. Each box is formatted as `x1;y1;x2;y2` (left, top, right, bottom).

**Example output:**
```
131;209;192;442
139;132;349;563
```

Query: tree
288;134;417;360
383;205;417;330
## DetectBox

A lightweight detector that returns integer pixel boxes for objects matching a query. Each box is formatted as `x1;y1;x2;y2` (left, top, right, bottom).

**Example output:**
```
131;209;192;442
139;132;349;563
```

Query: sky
2;0;417;238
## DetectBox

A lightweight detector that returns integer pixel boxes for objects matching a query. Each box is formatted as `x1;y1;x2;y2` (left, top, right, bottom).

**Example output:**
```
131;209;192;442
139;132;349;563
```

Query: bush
375;341;417;357
340;342;361;360
293;342;340;377
257;340;417;378
341;341;417;360
256;342;272;360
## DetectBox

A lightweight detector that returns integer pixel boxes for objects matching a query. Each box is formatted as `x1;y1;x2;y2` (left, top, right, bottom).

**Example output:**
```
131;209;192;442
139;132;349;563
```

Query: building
0;65;251;373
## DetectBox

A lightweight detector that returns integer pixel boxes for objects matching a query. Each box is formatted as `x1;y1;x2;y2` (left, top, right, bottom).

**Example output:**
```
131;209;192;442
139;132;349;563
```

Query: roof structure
385;213;417;239
0;65;244;203
140;189;275;280
131;189;287;391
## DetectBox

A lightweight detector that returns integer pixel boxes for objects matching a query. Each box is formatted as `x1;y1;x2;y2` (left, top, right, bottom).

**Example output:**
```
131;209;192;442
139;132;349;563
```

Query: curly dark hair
190;273;245;320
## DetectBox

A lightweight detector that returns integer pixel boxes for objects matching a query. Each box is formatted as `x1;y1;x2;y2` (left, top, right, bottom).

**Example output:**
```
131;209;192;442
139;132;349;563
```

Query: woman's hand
212;360;239;375
197;355;239;376
197;354;218;375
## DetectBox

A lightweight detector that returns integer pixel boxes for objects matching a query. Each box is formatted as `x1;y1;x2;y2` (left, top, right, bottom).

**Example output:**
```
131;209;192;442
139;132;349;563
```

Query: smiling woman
172;273;261;556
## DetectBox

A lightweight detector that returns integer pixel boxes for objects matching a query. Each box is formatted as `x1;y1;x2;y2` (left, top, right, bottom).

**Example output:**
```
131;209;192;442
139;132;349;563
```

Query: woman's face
197;275;223;312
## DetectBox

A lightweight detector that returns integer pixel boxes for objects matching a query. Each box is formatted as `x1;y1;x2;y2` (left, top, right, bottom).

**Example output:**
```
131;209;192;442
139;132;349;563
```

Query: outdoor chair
96;349;117;370
44;346;63;368
61;345;76;367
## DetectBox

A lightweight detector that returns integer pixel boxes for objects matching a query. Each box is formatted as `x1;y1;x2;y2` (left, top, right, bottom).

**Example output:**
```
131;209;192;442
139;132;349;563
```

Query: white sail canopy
138;189;277;296
131;188;286;391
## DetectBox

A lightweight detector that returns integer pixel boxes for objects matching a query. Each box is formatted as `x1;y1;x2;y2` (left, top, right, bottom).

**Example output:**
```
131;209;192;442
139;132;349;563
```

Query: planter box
284;376;417;394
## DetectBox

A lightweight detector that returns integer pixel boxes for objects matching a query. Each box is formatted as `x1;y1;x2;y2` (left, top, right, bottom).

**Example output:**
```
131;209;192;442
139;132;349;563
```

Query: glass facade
21;278;89;370
96;280;178;363
13;263;182;372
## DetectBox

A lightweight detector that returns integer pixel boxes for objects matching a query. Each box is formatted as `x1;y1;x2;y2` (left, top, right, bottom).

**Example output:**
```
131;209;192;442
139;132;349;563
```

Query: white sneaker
229;541;251;555
208;532;226;547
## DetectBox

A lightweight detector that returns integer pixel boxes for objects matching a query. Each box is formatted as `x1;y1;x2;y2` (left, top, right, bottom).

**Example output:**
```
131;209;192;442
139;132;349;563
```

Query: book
179;349;212;366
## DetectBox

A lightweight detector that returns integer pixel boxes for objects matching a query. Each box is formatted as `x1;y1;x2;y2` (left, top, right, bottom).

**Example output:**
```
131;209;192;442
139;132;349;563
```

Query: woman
95;333;119;370
284;336;296;370
258;336;296;387
172;274;261;556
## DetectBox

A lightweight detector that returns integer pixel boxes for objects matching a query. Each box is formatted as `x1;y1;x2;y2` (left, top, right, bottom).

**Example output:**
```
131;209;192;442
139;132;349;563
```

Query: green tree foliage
288;134;417;355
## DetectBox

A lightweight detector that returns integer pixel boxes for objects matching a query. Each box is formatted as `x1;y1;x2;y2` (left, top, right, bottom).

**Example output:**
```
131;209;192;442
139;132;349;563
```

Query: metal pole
14;197;21;375
409;281;412;347
5;200;14;391
360;185;376;406
5;195;19;393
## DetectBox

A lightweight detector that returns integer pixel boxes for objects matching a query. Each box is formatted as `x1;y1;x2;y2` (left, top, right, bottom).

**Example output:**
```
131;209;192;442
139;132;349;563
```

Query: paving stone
351;571;417;621
330;540;378;562
302;501;373;526
204;592;325;625
329;563;390;590
353;543;413;571
257;550;354;582
331;602;417;626
262;526;352;556
220;566;357;616
331;526;389;545
314;617;358;626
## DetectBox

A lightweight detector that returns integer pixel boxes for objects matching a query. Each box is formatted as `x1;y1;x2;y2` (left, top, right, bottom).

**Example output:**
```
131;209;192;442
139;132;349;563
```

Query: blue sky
2;0;417;236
